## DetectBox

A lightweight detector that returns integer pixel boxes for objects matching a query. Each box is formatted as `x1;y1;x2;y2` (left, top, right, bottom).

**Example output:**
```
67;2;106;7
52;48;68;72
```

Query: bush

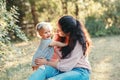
0;0;27;44
0;0;27;72
0;41;15;71
85;15;120;37
106;26;120;35
85;16;106;37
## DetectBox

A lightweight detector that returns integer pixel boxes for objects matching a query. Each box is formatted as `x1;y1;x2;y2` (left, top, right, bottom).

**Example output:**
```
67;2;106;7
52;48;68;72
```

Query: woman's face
57;24;66;37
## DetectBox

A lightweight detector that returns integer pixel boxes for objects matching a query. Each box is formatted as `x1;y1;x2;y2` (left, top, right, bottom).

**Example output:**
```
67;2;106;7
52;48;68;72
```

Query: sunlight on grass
90;35;120;80
92;56;113;80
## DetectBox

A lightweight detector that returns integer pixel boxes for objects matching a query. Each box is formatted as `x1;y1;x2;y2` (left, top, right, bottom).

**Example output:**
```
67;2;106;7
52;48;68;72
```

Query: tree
29;0;39;27
0;0;27;43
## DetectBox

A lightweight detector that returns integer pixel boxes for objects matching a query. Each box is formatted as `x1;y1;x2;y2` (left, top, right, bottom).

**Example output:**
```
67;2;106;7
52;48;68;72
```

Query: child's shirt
32;38;54;66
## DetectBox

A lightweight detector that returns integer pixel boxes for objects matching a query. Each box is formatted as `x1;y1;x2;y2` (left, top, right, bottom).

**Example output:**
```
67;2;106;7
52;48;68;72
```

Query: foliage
85;16;106;37
0;0;27;44
0;41;16;71
6;0;120;37
85;0;120;37
95;0;120;28
0;0;28;74
106;26;120;35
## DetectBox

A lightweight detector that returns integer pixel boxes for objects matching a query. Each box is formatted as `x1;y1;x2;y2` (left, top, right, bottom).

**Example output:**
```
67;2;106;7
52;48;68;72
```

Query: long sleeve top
56;41;91;72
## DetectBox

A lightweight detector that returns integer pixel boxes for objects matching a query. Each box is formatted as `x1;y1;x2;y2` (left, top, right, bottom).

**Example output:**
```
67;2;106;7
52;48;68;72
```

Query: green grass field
0;36;120;80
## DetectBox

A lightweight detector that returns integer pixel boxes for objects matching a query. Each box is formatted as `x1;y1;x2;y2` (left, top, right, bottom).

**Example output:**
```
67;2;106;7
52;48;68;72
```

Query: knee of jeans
47;78;55;80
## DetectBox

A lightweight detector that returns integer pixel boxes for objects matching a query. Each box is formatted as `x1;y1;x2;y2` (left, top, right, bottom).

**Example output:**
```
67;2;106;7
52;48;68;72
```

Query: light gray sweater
56;41;91;72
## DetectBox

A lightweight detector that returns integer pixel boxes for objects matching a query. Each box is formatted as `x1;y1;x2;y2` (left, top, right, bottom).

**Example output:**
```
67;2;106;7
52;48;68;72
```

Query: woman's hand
35;58;47;66
35;58;58;68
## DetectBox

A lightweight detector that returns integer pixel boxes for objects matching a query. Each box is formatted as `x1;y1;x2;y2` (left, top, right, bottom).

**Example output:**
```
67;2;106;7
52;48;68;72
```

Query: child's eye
45;32;48;34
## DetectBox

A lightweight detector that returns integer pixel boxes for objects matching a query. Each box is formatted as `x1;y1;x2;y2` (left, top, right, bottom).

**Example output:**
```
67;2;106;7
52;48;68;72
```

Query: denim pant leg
47;68;90;80
28;65;60;80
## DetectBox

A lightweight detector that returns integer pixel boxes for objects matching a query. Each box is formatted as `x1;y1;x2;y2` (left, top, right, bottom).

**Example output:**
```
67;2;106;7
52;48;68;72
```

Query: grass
0;36;120;80
89;36;120;80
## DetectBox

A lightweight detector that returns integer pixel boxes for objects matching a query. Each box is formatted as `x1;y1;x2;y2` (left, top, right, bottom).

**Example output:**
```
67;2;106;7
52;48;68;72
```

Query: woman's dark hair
58;16;92;59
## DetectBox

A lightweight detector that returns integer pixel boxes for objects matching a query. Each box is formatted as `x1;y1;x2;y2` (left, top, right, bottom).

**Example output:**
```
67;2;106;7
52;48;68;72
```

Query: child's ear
38;30;43;36
36;31;41;38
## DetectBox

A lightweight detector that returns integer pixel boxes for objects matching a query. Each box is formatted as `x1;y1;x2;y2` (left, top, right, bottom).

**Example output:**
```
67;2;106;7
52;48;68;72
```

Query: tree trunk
61;0;68;15
75;2;79;19
30;1;39;27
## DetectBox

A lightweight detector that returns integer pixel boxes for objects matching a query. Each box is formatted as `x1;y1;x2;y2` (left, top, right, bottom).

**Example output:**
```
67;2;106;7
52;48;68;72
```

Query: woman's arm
35;58;58;68
46;60;58;68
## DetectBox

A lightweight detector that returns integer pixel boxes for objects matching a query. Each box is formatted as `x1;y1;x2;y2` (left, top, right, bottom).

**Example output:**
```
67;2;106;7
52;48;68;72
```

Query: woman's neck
65;36;69;45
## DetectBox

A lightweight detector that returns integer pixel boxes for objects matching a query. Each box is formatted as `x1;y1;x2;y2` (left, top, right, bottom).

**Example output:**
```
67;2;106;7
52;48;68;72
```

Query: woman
28;15;92;80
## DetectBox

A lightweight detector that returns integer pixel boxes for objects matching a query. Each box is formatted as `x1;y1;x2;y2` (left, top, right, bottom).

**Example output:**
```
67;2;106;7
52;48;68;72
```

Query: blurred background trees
2;0;120;38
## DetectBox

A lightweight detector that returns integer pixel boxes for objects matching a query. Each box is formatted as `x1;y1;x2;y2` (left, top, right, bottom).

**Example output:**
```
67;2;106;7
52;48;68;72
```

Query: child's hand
32;66;39;70
35;58;47;66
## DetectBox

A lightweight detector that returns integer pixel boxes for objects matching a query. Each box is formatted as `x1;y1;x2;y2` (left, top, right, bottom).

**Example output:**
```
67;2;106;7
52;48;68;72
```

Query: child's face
38;28;51;39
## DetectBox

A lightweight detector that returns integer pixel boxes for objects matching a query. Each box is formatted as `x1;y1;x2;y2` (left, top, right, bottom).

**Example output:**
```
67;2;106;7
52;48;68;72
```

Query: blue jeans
28;65;90;80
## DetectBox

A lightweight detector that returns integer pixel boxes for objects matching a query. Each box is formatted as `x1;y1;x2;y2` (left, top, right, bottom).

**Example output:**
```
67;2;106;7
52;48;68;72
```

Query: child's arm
49;40;67;47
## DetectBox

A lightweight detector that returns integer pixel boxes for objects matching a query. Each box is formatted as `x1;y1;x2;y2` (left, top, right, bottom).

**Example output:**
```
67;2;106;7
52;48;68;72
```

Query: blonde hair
36;22;52;31
36;22;52;38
